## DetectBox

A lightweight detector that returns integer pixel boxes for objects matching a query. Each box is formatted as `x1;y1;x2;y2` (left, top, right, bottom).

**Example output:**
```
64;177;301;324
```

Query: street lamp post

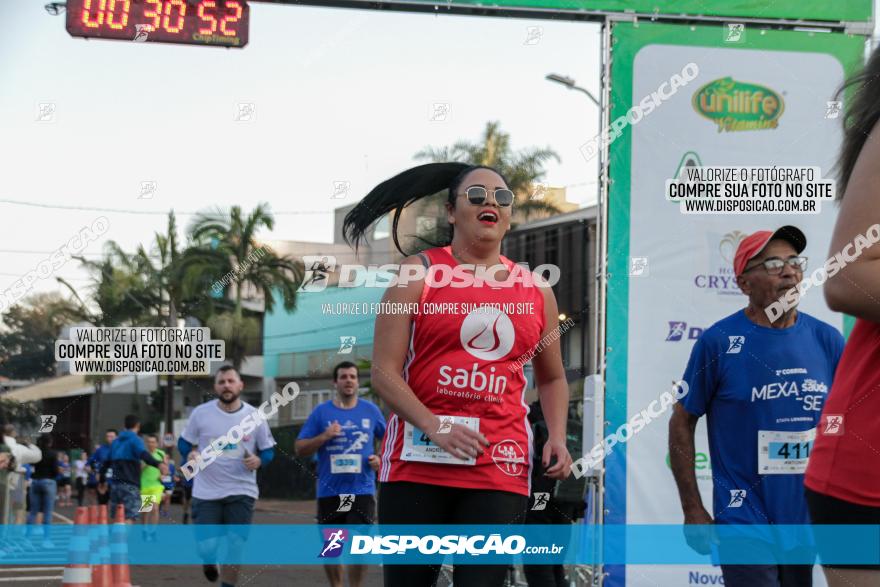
545;71;599;378
545;73;600;106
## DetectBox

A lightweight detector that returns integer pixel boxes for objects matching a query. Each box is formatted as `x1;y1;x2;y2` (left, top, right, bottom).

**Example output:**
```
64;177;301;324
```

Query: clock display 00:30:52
66;0;250;48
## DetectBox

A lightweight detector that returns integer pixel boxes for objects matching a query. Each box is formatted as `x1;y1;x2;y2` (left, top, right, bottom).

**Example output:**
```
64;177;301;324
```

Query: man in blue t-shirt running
669;226;845;587
295;361;386;587
88;429;117;505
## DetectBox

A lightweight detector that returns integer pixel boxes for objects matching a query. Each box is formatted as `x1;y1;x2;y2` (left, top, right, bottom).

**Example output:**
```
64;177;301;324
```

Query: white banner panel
605;22;865;587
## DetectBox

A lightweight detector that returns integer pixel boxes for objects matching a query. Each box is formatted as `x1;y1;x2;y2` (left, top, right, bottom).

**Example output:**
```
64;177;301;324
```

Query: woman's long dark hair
342;162;509;255
835;47;880;199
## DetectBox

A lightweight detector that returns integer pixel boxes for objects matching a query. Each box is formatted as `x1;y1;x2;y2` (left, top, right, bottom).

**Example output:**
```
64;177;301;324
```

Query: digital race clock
66;0;249;48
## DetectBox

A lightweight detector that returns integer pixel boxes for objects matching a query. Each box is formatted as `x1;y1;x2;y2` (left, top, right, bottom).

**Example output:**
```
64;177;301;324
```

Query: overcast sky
0;2;599;306
1;1;876;313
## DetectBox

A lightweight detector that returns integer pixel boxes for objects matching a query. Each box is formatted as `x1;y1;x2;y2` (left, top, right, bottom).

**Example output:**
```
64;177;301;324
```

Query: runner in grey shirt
179;366;276;587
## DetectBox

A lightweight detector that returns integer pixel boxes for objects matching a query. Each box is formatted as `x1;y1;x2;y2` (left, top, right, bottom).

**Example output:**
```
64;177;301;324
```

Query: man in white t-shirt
179;366;276;587
74;452;88;507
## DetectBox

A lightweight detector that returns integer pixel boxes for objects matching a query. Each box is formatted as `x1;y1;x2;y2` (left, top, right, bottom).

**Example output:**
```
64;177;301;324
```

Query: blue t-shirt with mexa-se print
680;309;843;528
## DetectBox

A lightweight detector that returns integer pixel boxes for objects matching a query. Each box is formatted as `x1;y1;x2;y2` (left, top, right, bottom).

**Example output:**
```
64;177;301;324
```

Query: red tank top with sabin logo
378;246;546;496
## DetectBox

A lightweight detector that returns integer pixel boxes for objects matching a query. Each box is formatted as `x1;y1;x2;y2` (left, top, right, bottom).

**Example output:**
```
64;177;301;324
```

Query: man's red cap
733;226;807;276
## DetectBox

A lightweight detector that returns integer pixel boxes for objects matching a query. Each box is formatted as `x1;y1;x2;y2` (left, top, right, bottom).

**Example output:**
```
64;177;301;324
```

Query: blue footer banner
1;524;877;565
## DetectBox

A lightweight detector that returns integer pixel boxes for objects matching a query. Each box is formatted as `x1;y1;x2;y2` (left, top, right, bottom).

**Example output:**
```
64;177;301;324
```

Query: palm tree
57;248;153;437
129;212;222;437
59;214;215;440
99;242;162;419
186;203;304;370
414;121;563;222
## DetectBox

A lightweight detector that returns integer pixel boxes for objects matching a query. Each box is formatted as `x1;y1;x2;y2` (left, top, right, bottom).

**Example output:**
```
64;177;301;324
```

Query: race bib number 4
758;428;816;474
401;416;480;466
330;454;362;474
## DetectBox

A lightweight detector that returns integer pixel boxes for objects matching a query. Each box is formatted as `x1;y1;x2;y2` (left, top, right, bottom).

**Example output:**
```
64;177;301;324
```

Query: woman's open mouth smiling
477;209;499;225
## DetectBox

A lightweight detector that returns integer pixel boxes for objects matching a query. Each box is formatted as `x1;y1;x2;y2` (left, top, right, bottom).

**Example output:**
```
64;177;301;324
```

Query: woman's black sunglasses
462;186;514;207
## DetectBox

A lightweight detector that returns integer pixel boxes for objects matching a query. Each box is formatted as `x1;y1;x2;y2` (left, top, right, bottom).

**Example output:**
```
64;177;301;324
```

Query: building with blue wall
264;277;386;423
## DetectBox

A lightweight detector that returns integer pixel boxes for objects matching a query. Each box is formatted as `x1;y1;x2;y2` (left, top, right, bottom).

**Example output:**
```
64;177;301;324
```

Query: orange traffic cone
87;506;99;574
61;506;91;587
92;504;114;587
110;504;133;587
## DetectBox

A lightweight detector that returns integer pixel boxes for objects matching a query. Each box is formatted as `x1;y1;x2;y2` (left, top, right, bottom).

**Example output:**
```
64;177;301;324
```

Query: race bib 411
758;428;816;475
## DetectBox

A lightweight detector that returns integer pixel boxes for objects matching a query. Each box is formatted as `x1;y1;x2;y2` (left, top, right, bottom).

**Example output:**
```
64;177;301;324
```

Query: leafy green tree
186;203;304;370
0;398;39;430
0;293;80;380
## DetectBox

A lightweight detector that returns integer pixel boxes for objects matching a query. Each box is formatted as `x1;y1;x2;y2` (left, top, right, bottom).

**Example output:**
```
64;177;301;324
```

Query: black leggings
806;487;880;570
75;479;85;506
377;481;528;587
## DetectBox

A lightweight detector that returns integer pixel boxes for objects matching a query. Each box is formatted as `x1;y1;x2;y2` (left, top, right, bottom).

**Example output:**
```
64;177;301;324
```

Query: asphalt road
0;498;385;587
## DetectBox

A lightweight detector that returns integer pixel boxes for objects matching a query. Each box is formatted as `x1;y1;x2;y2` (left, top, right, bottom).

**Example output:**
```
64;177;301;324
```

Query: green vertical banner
604;22;864;586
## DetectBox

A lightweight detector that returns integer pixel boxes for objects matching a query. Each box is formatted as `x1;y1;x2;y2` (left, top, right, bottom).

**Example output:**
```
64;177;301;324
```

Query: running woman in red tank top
379;244;544;495
803;47;880;587
343;163;572;587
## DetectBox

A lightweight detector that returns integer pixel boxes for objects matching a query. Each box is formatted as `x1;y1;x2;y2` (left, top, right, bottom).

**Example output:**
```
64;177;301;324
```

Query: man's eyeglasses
742;256;808;275
461;186;514;207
